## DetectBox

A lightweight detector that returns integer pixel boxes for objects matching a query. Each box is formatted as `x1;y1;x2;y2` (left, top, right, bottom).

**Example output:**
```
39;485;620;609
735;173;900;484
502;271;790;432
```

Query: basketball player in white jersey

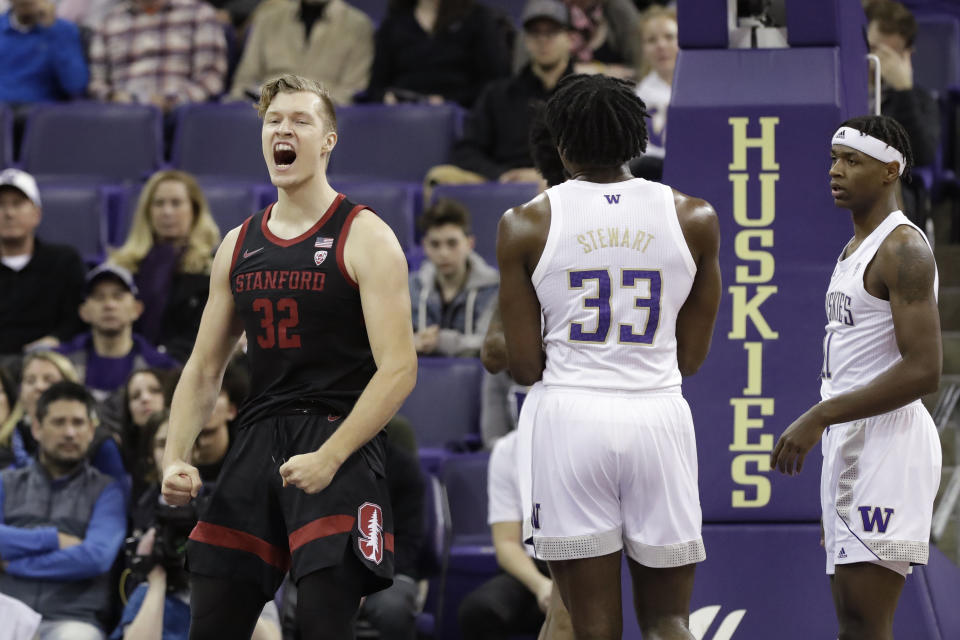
771;115;941;640
498;74;721;640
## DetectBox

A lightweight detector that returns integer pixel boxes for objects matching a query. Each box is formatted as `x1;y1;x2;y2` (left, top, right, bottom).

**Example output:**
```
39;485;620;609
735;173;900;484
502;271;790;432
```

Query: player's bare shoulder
875;224;937;304
497;191;551;270
672;188;720;264
342;208;407;283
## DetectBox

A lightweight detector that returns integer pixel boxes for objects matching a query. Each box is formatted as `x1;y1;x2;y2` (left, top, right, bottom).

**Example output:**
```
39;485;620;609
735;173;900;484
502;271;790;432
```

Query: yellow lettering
586;230;598;251
734;230;775;283
729;397;774;451
742;342;764;395
631;230;646;252
577;234;593;254
728;285;779;339
728;117;780;171
607;227;620;247
597;228;608;249
643;234;654;252
731;454;772;507
730;173;778;227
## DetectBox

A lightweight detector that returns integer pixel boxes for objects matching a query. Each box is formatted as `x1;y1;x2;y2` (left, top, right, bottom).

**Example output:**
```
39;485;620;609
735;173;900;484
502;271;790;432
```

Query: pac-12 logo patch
314;250;328;266
358;502;384;564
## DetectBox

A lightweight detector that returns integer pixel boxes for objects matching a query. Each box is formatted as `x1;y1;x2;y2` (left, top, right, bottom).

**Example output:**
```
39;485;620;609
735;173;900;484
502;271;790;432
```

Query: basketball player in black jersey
160;74;417;639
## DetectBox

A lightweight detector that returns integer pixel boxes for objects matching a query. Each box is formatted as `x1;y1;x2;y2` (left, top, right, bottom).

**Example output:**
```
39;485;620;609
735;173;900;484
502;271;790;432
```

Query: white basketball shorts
526;385;705;567
821;401;941;577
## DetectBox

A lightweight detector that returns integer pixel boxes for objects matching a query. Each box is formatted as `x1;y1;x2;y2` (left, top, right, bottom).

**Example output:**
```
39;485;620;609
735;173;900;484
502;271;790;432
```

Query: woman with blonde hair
112;170;221;362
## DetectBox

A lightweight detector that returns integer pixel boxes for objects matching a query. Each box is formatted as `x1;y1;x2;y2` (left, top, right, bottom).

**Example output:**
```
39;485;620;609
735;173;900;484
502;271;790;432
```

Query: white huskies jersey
820;210;938;401
532;178;696;392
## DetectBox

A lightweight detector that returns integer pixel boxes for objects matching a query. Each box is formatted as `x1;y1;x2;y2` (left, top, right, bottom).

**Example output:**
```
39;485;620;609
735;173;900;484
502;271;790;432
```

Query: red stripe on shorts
288;514;356;552
385;532;395;552
190;521;291;570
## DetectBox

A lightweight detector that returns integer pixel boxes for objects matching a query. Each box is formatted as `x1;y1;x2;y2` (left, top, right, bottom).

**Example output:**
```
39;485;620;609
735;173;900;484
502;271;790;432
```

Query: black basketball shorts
186;411;394;600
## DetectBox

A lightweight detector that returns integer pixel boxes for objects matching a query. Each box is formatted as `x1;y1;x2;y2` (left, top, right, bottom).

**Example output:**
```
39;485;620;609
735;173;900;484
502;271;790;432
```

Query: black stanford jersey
230;194;376;424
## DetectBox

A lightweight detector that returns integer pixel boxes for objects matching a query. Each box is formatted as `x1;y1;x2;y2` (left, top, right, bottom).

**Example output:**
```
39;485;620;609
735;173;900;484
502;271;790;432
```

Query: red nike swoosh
328;414;341;422
244;247;264;259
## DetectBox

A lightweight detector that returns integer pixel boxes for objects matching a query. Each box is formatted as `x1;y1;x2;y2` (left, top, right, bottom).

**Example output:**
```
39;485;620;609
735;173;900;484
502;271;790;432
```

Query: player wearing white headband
771;114;941;640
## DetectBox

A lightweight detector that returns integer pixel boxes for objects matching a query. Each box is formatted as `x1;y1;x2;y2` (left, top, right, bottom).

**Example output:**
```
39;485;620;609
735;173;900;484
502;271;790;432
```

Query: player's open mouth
274;142;296;169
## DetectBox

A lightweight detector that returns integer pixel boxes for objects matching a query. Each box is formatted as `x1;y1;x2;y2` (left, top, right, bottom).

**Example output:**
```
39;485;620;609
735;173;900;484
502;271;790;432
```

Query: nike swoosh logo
243;247;264;259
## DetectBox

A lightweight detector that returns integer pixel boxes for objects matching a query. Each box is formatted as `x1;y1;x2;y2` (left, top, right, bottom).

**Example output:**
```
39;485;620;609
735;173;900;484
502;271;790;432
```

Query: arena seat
430;183;539;266
20;103;163;181
329;104;462;183
197;180;261;234
914;14;960;94
330;179;417;252
346;0;387;24
398;357;483;459
170;103;270;182
35;181;109;264
415;472;451;638
434;452;497;640
0;105;11;168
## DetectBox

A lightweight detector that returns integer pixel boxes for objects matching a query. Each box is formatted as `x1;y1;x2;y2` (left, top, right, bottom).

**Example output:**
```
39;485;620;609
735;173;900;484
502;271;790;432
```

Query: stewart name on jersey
229;194;377;424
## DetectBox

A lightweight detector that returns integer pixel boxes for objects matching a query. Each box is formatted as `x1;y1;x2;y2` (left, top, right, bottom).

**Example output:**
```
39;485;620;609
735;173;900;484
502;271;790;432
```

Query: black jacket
0;239;85;354
366;4;509;107
452;61;574;180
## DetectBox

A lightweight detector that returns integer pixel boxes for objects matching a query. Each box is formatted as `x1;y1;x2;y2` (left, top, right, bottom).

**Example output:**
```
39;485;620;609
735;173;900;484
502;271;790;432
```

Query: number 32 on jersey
568;269;662;345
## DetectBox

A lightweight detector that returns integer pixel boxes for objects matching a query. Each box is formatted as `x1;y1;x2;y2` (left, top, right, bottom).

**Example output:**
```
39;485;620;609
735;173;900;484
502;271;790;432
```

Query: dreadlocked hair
544;74;649;168
839;114;914;182
529;103;566;187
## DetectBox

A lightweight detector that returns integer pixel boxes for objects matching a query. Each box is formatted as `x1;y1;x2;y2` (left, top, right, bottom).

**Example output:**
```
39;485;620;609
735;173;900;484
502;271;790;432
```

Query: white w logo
689;606;746;640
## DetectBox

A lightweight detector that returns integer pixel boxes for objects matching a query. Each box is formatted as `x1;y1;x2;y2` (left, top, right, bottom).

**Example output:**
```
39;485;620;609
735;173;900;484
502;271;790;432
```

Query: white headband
831;126;906;176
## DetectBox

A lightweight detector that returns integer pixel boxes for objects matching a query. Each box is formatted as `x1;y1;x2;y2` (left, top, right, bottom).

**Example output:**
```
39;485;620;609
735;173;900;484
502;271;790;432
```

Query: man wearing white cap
0;168;86;357
771;115;942;640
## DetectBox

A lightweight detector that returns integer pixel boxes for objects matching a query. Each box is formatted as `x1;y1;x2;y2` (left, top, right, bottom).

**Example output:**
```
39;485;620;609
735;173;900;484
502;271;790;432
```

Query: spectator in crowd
111;171;221;363
409;199;498;357
0;368;16;447
0;381;127;640
87;0;227;111
458;430;572;639
116;410;281;640
515;0;638;78
0;0;88;104
0;169;86;358
362;0;510;107
0;351;80;470
864;0;940;223
56;264;180;403
229;0;374;106
0;351;130;497
108;368;176;501
280;418;425;640
629;4;676;180
431;0;574;192
0;0;115;28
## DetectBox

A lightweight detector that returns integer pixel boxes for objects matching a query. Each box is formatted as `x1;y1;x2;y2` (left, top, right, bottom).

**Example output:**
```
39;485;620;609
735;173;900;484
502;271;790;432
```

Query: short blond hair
257;74;337;132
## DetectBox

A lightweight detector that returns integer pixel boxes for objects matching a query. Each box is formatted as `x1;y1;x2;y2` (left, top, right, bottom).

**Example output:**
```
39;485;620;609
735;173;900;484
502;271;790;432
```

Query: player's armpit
496;199;549;386
674;192;721;376
879;226;941;395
